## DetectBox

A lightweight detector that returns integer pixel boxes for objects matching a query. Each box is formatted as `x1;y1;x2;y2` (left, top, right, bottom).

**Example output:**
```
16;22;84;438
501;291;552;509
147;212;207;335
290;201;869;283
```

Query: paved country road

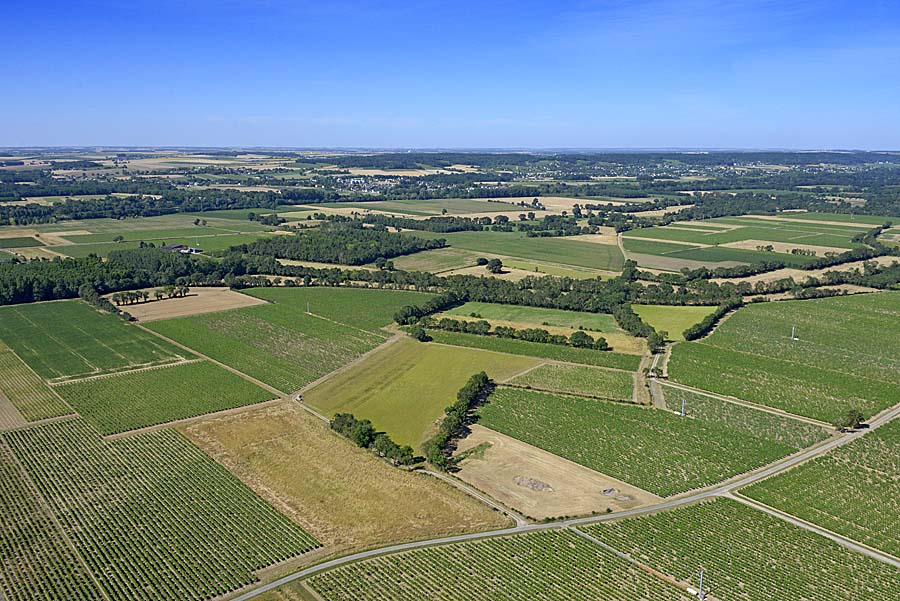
231;399;900;600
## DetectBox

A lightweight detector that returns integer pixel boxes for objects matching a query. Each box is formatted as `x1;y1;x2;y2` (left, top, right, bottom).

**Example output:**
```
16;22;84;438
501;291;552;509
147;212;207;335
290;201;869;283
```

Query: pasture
183;403;508;554
53;232;274;258
1;419;319;601
0;301;186;381
55;361;275;435
669;292;900;422
583;498;900;601
445;301;622;333
147;302;384;393
478;387;805;496
306;530;688;601
304;338;539;447
506;363;635;401
386;246;481;272
426;329;642;370
632;304;717;340
743;418;900;557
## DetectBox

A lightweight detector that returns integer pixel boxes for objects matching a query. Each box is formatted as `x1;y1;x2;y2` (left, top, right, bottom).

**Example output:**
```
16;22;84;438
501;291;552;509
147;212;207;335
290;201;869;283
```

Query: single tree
486;258;503;274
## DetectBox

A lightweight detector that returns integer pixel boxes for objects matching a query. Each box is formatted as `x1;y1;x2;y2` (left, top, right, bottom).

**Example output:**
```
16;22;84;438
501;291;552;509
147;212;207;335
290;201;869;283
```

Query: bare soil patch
454;425;660;520
37;230;92;245
114;287;268;321
712;256;899;285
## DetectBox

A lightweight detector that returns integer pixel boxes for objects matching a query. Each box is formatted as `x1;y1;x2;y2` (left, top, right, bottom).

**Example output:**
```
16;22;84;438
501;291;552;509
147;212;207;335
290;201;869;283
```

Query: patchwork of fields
505;363;635;401
669;292;900;422
583;499;900;601
743;418;900;557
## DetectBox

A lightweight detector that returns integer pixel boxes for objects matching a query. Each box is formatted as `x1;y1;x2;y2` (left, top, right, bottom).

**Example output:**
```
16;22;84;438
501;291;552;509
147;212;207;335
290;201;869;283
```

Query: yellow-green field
632;304;717;340
304;338;540;448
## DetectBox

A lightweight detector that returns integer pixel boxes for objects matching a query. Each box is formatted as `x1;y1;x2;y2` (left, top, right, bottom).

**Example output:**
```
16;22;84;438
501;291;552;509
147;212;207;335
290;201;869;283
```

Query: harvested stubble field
669;292;900;423
55;361;275;435
0;348;71;421
183;402;508;555
426;330;642;371
0;301;186;381
582;498;900;601
478;387;807;497
742;418;900;557
305;530;689;601
505;363;635;401
305;338;539;447
147;303;385;393
115;287;269;321
1;419;320;601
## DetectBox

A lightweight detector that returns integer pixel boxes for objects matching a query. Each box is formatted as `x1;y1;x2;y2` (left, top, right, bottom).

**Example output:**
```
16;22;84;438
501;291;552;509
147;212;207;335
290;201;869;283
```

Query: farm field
0;348;71;421
112;287;269;321
742;418;900;557
582;498;900;601
445;301;622;333
52;232;275;258
147;302;385;393
55;361;275;435
478;387;807;496
632;304;717;340
183;402;509;554
505;363;635;401
409;230;626;271
386;246;481;272
305;530;689;601
301;198;523;216
304;338;539;447
623;235;817;268
426;329;642;370
669;292;900;423
500;258;611;279
1;419;320;601
245;287;433;331
0;301;186;381
454;425;661;520
0;236;43;248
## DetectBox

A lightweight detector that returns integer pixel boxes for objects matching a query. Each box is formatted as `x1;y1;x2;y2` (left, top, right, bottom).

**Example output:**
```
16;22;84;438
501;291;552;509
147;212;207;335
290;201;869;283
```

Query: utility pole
681;397;686;417
698;566;705;599
306;302;310;314
791;325;798;341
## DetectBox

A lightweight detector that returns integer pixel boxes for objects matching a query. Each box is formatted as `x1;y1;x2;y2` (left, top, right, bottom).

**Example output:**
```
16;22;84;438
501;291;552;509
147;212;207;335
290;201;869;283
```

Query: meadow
183;402;508;554
0;301;186;381
506;363;635;401
632;304;717;340
305;338;539;447
742;418;900;557
386;247;481;272
53;232;274;258
2;419;320;601
478;387;804;496
303;198;517;216
625;217;864;248
245;287;433;332
0;349;71;421
55;361;274;434
306;530;688;601
426;329;642;371
583;498;900;601
445;301;622;332
147;303;384;393
669;292;900;422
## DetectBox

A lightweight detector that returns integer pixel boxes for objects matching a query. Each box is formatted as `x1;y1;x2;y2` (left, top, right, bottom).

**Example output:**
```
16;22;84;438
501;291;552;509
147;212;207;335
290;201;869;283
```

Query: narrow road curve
232;399;900;600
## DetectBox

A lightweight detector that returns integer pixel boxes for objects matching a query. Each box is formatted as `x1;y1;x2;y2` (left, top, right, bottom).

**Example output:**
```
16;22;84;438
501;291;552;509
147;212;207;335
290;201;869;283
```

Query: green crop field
52;232;274;258
665;245;817;266
1;419;319;601
501;259;608;279
769;211;894;225
305;338;539;447
245;287;433;332
55;361;274;435
625;219;863;248
0;445;104;601
582;498;900;601
506;363;634;401
408;230;625;271
426;330;642;371
308;198;517;216
306;530;688;601
445;301;622;332
632;304;717;340
0;349;71;421
478;387;805;496
59;226;253;243
623;237;701;255
0;301;186;381
386;247;481;272
669;292;900;423
743;418;900;557
147;302;385;393
0;237;43;248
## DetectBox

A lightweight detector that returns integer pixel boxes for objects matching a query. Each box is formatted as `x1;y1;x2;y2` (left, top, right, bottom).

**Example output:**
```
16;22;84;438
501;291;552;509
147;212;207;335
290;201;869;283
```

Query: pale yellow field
110;287;269;321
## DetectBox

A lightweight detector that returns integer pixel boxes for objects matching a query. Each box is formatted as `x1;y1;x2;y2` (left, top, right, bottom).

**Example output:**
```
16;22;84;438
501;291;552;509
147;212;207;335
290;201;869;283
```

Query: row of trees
110;285;191;306
421;317;610;351
421;372;492;471
329;413;417;466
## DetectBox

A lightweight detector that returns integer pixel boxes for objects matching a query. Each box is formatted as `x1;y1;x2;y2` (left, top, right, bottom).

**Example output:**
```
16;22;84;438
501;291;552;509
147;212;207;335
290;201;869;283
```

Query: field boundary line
6;347;74;411
658;380;833;429
103;398;284;440
50;357;206;386
497;383;638;406
0;438;113;601
294;333;404;399
727;492;900;569
135;324;286;396
496;361;548;384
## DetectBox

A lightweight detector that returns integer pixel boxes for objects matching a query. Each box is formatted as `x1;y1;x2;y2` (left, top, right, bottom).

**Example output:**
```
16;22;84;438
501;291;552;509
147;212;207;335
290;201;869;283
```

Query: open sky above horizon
3;0;899;149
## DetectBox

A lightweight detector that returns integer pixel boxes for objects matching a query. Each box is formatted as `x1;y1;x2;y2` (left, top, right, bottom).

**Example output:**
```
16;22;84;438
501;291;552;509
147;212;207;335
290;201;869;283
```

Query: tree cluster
421;372;492;471
330;413;417;466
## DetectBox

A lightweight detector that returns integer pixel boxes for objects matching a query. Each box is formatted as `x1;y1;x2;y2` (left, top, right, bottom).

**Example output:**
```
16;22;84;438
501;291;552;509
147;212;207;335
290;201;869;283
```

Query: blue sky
2;0;899;148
